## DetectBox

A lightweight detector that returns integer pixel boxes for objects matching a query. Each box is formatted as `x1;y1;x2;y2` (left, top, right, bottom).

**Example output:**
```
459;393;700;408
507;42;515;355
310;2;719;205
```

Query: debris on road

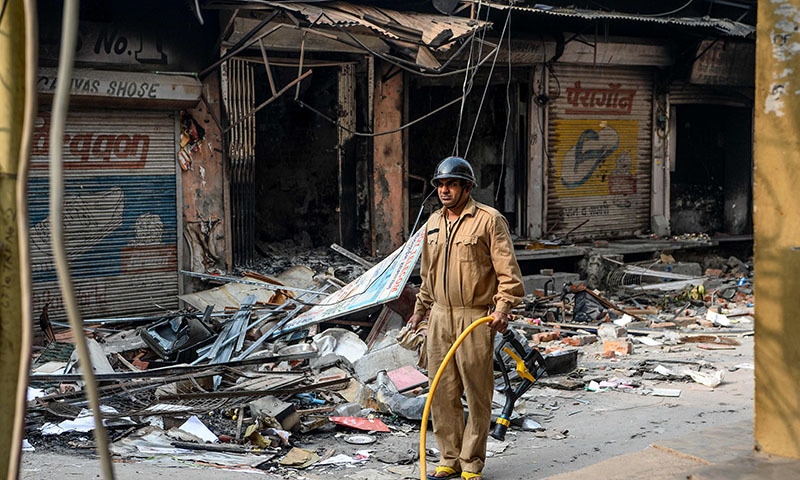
23;242;754;477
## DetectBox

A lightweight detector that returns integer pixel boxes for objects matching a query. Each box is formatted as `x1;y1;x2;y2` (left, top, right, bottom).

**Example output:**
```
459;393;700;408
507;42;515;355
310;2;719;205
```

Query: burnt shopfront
31;3;220;325
30;69;206;324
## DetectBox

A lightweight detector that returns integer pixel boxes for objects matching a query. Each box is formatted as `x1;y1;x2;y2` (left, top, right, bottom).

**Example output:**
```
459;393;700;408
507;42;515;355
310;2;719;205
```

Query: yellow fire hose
418;316;493;480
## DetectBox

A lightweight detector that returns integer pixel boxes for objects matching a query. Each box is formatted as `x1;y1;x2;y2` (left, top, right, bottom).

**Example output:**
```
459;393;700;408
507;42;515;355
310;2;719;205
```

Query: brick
562;334;597;346
696;318;714;328
532;331;561;344
650;321;677;329
603;339;634;356
705;268;724;277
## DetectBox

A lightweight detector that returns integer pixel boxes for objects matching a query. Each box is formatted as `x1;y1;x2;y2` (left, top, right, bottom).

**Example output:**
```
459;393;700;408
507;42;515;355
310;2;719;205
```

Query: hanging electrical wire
452;1;493;157
588;0;696;17
329;20;495;78
463;1;513;160
290;5;503;139
296;95;463;137
641;0;696;17
495;5;514;204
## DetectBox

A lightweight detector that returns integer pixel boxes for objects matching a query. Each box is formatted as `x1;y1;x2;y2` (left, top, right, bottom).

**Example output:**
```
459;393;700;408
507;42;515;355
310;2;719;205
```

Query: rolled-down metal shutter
29;109;179;323
668;80;753;106
546;64;653;240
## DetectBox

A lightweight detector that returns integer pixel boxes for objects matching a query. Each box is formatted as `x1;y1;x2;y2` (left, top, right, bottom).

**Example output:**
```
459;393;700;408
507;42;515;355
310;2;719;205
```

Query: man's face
435;178;470;210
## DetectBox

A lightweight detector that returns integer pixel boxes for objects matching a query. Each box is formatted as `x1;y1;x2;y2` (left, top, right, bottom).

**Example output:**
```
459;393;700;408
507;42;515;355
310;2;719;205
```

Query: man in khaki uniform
408;157;524;480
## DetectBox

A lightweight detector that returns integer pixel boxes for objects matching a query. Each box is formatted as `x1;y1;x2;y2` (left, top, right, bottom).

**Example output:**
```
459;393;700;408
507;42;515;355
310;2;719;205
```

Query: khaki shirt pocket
453;234;478;262
426;230;442;264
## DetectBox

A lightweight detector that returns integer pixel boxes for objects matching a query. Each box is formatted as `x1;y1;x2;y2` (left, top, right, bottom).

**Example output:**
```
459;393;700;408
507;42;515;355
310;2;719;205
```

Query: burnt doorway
670;104;752;236
252;65;345;252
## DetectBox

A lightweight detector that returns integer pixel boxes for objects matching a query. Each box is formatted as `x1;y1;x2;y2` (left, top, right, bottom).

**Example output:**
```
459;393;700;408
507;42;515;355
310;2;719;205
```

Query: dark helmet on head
431;156;477;188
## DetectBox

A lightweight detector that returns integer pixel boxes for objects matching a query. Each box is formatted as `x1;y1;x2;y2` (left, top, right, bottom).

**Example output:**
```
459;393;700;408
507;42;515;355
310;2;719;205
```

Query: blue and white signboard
280;228;425;332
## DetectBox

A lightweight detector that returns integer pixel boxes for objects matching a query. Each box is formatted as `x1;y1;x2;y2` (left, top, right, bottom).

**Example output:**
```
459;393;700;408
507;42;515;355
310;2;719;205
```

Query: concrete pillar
371;61;406;256
0;0;34;477
754;0;800;459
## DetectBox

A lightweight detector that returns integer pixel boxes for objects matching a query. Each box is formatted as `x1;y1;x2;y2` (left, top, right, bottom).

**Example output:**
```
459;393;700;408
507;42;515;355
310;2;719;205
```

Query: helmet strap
447;185;471;216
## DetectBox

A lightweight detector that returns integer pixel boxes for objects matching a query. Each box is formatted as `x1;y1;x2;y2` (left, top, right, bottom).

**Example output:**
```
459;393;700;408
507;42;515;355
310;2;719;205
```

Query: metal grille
223;58;256;267
545;64;654;241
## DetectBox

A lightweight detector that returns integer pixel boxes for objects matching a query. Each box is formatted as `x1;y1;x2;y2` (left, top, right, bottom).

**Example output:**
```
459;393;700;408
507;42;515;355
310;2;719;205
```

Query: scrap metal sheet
179;266;319;312
265;1;491;48
179;283;276;312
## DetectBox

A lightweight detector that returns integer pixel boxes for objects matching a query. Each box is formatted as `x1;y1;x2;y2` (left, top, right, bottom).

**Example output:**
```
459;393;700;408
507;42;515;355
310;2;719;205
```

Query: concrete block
650;321;678;329
598;324;627;340
353;343;418;383
652;214;669;237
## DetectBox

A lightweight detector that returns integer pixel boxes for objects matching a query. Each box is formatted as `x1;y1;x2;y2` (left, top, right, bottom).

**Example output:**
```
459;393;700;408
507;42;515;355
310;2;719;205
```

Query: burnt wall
407;72;527;233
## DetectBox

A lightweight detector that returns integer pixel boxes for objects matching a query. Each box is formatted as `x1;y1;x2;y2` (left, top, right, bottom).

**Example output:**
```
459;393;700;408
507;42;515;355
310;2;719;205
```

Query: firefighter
407;156;525;480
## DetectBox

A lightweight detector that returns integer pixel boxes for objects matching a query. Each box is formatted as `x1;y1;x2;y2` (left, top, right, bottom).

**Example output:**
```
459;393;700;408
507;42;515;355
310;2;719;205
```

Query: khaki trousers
427;303;495;474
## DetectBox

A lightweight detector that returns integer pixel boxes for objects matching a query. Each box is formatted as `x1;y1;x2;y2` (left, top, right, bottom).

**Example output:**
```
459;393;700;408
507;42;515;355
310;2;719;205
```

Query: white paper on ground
651;388;682;397
683;369;725;387
613;314;634;326
178;415;219;443
705;309;731;327
653;364;674;376
318;453;365;465
637;336;663;346
21;439;34;452
41;406;123;434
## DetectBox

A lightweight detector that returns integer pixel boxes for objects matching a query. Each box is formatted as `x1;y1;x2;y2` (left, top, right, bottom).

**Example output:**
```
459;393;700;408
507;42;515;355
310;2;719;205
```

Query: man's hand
488;310;509;333
407;313;424;331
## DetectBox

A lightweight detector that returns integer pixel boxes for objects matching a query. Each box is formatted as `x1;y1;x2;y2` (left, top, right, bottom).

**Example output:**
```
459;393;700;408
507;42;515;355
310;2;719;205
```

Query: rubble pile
24;246;754;478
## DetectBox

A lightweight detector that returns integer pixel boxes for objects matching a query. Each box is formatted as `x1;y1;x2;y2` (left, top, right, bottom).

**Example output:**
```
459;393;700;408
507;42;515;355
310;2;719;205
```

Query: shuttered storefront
546;64;653;240
29;109;179;322
668;81;751;106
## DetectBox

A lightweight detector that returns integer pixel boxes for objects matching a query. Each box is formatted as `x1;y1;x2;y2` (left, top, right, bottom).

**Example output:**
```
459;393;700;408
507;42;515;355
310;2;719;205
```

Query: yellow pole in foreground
0;0;35;478
419;316;493;480
754;0;800;459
